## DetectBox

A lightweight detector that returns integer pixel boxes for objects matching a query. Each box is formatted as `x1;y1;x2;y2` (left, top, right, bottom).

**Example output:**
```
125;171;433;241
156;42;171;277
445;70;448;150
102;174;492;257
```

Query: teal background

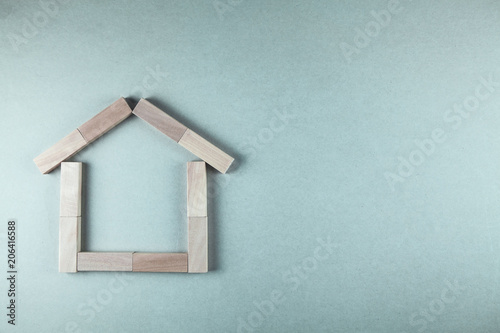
1;0;500;332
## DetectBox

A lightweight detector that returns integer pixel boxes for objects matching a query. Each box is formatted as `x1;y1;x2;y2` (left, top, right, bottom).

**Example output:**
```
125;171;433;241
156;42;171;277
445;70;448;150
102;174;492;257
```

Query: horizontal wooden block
187;162;207;217
133;253;188;272
77;252;133;271
78;97;132;143
60;162;82;217
188;216;208;273
132;99;187;142
34;129;87;174
179;129;234;174
59;217;81;273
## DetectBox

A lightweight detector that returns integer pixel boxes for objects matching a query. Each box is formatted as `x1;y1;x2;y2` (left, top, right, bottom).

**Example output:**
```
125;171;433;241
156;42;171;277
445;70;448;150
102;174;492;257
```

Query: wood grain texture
132;99;187;142
60;162;82;217
133;253;188;272
188;216;208;273
78;97;132;143
179;129;234;174
59;217;81;273
187;162;207;217
77;252;133;271
33;129;87;174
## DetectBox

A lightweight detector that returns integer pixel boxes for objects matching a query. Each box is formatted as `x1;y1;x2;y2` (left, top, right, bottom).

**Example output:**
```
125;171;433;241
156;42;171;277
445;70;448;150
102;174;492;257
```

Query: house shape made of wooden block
34;98;235;273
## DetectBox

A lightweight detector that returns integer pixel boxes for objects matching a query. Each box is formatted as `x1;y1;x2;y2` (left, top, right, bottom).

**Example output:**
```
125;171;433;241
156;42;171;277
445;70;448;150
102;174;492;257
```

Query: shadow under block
34;129;87;174
132;98;187;142
179;129;234;174
77;252;133;271
187;162;207;217
132;253;188;272
60;162;82;217
188;217;208;273
59;217;81;273
77;97;132;143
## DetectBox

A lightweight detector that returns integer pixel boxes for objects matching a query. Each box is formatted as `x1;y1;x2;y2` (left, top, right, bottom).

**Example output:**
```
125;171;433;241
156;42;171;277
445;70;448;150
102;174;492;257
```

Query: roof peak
34;98;234;174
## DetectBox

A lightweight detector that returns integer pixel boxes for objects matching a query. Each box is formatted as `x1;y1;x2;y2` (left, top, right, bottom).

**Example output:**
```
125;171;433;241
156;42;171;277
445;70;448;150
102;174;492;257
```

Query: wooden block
187;162;207;217
60;162;82;217
188;216;208;273
132;99;187;142
77;252;133;271
132;253;188;272
33;129;87;174
179;129;234;174
78;97;132;143
59;217;81;273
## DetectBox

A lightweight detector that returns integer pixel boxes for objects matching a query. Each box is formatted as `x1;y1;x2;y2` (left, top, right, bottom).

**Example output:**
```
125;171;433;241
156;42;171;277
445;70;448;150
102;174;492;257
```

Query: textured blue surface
1;0;500;332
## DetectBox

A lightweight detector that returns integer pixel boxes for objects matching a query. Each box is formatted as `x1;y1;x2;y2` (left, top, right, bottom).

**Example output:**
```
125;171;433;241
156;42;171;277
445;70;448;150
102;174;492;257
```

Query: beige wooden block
132;99;187;142
77;252;133;271
179;129;234;174
187;162;207;217
188;216;208;273
78;97;132;143
60;162;82;217
34;129;87;174
133;253;188;272
59;217;81;273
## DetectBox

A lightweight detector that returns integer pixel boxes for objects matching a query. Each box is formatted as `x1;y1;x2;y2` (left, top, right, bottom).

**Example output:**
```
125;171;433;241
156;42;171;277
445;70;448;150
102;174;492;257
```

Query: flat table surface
1;1;500;332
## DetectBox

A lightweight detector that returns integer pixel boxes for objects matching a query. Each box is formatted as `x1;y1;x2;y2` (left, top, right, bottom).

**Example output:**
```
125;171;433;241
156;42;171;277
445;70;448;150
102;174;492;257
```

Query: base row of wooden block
62;215;208;273
77;252;189;272
59;216;208;273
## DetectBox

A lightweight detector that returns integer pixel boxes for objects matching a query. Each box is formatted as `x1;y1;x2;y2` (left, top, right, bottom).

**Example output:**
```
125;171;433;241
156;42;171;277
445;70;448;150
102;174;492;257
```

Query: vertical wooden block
179;129;234;174
187;162;207;217
60;162;82;217
77;97;132;143
77;252;133;271
188;216;208;273
33;129;87;174
59;217;81;273
132;99;187;142
132;253;188;272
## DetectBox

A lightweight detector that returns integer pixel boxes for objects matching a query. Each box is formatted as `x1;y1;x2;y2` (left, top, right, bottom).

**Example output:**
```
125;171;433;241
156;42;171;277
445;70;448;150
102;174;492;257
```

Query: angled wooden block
179;129;234;174
188;216;208;273
187;162;207;217
133;253;188;272
34;129;87;174
59;217;81;273
77;252;133;271
132;99;187;142
78;97;132;143
60;162;82;217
